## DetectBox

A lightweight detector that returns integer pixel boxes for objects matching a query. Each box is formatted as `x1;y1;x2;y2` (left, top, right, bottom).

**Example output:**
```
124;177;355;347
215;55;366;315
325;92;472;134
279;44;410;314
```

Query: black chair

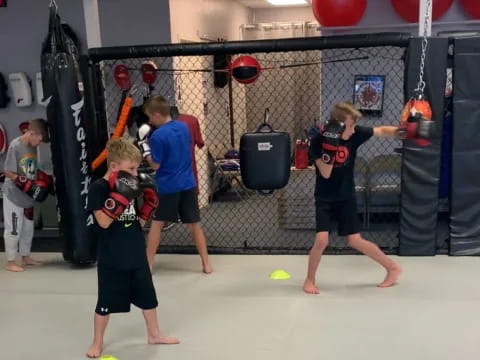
366;154;402;227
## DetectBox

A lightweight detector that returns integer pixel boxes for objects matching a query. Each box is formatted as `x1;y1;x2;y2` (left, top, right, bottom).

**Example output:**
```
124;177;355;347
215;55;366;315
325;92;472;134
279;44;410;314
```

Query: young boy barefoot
141;95;212;274
2;119;51;272
86;138;179;358
304;102;408;294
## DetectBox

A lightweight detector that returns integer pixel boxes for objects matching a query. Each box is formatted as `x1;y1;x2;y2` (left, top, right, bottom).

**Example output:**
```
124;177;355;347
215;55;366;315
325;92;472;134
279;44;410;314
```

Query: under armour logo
100;307;109;313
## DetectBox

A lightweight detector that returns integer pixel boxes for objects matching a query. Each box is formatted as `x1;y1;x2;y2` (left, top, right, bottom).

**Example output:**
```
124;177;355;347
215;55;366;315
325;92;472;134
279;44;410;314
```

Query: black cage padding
88;33;411;61
398;37;448;256
450;37;480;255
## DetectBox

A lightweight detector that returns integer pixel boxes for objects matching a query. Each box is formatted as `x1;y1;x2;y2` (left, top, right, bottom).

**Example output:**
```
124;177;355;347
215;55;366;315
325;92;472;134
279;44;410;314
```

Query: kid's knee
347;233;362;248
313;232;329;250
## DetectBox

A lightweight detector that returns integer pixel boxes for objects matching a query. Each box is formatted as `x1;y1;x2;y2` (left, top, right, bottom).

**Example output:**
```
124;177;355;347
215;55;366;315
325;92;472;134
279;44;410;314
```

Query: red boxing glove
139;187;159;221
37;170;55;195
138;172;158;221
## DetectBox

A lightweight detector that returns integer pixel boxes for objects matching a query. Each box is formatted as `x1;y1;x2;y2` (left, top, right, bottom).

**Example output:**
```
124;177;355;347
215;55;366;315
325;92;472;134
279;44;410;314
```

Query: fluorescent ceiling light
267;0;308;6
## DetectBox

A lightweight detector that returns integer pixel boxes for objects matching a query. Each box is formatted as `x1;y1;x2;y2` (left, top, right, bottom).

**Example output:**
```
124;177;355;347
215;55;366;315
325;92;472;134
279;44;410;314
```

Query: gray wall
98;0;171;46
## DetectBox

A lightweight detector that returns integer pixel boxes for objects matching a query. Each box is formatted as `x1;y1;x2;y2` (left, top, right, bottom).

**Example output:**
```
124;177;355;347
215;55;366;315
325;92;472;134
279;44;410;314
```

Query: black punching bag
240;109;291;191
41;4;96;264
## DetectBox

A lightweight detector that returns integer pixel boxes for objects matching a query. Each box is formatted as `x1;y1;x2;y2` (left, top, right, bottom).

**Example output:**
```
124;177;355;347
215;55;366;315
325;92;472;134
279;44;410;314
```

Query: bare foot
6;263;25;272
86;342;102;358
378;264;402;288
303;279;320;294
22;257;42;266
148;334;180;345
203;263;213;274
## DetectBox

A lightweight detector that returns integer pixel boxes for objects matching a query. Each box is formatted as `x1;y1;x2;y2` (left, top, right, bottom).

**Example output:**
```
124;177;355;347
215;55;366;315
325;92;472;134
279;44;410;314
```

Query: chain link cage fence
88;35;434;255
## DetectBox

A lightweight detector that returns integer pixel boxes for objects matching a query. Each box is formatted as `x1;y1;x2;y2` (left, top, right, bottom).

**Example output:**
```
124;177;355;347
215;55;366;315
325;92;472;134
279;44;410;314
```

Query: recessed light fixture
267;0;308;6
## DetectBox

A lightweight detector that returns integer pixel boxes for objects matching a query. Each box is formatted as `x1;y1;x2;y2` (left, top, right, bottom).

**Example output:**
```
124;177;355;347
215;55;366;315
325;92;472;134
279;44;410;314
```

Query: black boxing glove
102;171;140;219
320;120;345;165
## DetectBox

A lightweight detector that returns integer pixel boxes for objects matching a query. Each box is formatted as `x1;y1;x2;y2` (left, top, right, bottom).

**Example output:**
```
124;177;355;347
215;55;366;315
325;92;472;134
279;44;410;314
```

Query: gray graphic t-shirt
3;137;37;208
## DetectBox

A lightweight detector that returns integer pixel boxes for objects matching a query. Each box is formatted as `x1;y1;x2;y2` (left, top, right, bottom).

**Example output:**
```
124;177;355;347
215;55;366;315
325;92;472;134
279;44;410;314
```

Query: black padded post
399;38;448;256
450;37;480;255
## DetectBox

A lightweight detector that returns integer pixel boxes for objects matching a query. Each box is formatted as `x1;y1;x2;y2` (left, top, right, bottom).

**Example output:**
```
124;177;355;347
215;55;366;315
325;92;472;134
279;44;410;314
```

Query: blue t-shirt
150;120;196;194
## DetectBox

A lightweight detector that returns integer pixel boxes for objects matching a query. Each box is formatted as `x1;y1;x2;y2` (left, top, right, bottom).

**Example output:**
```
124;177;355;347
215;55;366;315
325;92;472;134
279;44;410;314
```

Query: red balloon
312;0;367;27
391;0;453;23
460;0;480;19
230;56;262;84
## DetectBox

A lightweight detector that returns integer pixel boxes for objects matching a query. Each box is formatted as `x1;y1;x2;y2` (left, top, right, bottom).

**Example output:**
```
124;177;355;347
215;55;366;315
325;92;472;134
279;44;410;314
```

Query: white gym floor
1;253;479;360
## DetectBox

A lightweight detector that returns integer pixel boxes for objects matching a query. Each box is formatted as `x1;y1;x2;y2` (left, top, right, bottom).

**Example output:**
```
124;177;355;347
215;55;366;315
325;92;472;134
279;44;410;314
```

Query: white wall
168;0;251;206
252;6;314;23
98;0;171;46
169;0;252;42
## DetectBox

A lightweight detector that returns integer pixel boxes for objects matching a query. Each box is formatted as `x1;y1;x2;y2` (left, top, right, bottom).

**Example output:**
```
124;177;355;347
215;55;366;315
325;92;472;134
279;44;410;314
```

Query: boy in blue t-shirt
142;95;212;274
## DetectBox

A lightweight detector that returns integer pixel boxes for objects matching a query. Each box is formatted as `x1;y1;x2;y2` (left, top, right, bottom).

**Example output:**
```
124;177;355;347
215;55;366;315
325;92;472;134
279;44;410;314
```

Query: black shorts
95;265;158;315
153;187;200;223
315;197;360;236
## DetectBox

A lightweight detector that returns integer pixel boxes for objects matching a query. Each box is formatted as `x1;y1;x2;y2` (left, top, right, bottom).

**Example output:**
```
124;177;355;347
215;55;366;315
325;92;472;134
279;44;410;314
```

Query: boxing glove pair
102;171;158;221
15;170;54;202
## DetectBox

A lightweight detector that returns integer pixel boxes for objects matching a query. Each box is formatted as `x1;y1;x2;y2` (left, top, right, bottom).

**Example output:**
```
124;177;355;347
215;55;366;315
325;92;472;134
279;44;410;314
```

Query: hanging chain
414;0;431;98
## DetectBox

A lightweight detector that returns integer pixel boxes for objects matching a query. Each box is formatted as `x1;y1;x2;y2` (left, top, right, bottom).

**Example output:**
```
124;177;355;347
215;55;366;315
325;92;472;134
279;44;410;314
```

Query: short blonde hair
330;102;362;123
143;95;170;117
106;137;141;165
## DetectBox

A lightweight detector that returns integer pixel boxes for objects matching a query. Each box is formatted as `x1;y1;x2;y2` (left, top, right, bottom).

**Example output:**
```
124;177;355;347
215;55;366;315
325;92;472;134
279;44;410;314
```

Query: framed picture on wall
353;75;385;116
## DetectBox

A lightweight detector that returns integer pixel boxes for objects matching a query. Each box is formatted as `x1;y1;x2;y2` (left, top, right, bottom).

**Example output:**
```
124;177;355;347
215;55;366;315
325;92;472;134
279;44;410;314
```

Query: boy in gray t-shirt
3;118;51;272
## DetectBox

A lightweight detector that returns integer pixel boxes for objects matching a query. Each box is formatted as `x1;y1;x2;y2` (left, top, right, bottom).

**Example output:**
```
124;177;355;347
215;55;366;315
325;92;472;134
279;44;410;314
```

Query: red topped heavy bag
240;109;291;191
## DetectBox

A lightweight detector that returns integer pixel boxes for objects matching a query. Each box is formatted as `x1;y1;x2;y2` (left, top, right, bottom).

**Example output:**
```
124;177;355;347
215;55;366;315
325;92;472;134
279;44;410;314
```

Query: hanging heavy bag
240;108;291;191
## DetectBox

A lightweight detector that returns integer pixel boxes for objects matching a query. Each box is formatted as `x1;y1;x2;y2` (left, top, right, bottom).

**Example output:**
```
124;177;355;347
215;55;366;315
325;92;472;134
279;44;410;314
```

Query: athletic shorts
315;197;360;236
95;265;158;315
153;187;200;223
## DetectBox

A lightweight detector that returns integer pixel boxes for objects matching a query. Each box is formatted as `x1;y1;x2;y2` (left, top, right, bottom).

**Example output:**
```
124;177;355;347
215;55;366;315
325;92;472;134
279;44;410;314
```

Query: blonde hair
330;102;362;123
29;118;50;143
143;95;170;117
106;137;141;165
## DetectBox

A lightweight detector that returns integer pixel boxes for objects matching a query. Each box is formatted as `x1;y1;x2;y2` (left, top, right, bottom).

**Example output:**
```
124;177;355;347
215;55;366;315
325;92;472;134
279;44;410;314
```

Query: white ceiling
236;0;311;9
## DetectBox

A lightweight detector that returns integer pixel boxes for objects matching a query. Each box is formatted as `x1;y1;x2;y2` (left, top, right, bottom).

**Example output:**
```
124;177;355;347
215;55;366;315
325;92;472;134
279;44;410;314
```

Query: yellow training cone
99;355;119;360
269;269;291;279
